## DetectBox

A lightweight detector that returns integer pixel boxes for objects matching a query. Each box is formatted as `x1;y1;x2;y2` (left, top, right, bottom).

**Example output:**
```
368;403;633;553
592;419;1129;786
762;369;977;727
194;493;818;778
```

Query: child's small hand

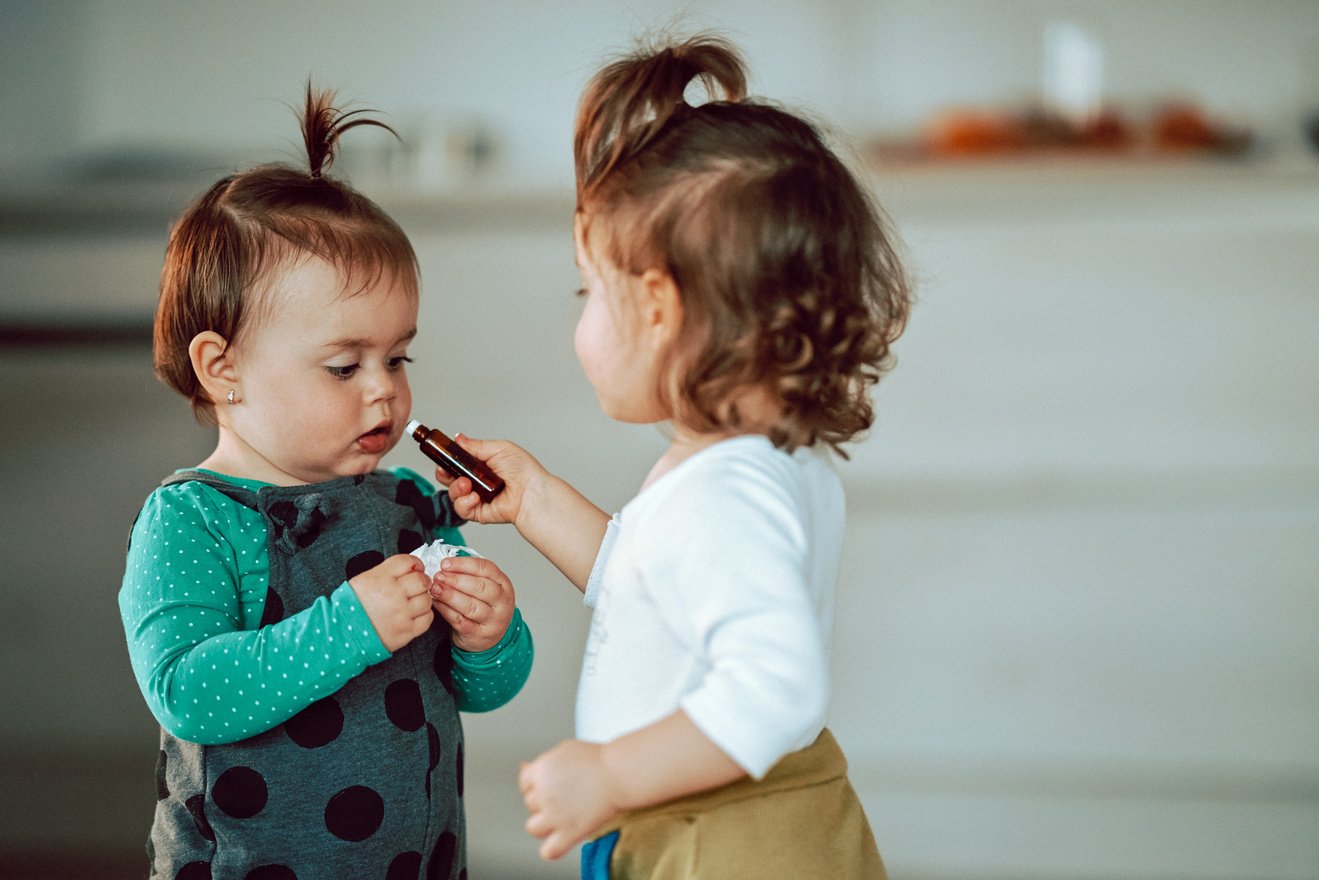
429;555;517;653
520;739;619;861
349;554;434;652
434;436;544;528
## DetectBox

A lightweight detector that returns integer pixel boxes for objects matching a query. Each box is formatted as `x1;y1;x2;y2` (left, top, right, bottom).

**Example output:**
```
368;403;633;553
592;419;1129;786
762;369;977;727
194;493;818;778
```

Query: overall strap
160;469;262;511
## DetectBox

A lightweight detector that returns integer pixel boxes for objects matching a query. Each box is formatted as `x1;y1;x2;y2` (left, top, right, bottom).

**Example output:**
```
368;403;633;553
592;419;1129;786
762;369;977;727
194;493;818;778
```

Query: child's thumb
453;432;485;454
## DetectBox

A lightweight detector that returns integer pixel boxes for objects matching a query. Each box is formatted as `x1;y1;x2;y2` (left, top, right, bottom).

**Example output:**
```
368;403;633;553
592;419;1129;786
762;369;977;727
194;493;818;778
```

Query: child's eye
388;355;414;371
325;364;359;380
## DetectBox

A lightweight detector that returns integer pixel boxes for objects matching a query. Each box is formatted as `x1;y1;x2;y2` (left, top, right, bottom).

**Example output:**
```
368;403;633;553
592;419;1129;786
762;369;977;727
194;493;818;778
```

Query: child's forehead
246;254;417;338
259;253;413;305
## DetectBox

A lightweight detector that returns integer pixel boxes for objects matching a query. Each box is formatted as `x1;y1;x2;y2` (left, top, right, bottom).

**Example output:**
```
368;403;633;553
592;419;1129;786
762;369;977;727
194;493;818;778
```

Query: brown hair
153;83;418;424
574;35;910;454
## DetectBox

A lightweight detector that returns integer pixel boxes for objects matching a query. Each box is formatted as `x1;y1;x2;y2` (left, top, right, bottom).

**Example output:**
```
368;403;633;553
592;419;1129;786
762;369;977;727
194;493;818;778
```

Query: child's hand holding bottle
349;555;436;652
432;435;544;527
430;436;612;595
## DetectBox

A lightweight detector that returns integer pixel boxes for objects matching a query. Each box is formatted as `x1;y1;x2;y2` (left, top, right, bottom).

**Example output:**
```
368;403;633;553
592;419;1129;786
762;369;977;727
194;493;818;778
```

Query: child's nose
364;366;399;402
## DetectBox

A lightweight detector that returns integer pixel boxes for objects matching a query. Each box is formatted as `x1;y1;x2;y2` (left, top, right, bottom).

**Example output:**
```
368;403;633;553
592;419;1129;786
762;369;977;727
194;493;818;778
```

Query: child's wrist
597;738;645;814
513;468;559;534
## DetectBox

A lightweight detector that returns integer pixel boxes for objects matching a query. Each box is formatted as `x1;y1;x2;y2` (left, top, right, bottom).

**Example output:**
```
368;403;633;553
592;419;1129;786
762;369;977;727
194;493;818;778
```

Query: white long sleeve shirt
576;435;845;778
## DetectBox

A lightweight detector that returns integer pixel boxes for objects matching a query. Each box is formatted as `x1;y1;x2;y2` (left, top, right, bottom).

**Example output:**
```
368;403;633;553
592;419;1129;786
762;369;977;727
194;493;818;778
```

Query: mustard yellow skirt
583;729;885;880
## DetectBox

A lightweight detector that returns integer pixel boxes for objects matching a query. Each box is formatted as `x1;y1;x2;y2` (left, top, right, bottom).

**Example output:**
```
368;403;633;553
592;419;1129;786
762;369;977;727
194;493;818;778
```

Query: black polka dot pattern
244;866;297;880
385;679;426;732
324;785;384;842
284;697;344;749
211;767;268;819
386;851;423;880
427;832;457;880
176;861;212;880
394;481;436;531
427;724;441;773
185;793;214;841
345;550;386;581
425;723;441;801
456;743;464;799
397;529;424;554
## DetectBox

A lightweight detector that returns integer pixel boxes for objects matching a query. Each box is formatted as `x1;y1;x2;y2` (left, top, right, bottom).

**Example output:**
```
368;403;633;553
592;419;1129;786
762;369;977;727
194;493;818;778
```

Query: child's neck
641;429;744;491
641;390;781;491
199;429;303;486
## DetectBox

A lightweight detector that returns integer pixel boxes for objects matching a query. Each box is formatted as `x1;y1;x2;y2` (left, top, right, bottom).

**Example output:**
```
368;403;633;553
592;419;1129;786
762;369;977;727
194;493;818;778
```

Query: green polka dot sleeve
119;479;389;745
452;608;534;713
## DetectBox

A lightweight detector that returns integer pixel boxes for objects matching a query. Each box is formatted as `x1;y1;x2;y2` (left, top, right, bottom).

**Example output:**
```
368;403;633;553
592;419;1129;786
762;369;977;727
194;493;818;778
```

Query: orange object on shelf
1152;102;1251;154
924;109;1025;155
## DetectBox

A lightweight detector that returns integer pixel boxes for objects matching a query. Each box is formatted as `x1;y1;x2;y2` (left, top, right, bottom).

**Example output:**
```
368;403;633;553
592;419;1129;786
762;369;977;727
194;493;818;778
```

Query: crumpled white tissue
410;539;483;579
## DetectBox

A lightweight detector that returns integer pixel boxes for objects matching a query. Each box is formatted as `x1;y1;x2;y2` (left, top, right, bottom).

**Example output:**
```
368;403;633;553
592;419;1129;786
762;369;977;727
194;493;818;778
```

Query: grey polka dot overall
147;471;466;880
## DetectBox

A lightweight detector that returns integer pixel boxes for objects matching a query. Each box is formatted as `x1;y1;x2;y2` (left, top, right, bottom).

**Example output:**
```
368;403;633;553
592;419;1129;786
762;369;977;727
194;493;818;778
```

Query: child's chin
344;457;382;475
328;456;382;479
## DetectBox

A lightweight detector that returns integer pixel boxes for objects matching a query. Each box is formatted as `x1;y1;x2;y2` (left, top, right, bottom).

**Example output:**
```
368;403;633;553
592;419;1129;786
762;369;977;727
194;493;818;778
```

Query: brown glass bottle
405;419;505;503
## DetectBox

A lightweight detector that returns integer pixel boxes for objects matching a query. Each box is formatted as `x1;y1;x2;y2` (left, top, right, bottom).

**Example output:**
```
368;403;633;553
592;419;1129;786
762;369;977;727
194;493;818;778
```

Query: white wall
3;1;1318;183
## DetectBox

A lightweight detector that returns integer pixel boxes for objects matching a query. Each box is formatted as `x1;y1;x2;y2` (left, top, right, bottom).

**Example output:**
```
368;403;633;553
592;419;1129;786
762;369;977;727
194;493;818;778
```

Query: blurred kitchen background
2;1;1317;878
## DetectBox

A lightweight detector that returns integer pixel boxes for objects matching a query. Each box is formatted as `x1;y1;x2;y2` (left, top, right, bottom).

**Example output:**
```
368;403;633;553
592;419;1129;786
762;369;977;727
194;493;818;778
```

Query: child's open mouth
357;425;391;454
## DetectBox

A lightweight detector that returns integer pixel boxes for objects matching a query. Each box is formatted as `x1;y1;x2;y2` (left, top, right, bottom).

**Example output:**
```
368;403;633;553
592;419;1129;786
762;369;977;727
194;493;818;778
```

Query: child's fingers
382;554;425;577
439;558;511;604
407;591;433;618
434;567;497;604
410;608;435;638
450;492;484;521
518;761;534;795
431;600;475;631
435;589;490;623
440;554;503;581
452;433;495;461
540;831;572;861
524;806;551;838
445;481;488;521
400;570;431;599
438;557;509;599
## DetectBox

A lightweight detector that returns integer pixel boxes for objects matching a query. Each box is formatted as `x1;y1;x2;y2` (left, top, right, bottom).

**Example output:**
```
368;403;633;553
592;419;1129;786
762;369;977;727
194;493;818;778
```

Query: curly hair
153;83;417;424
574;35;910;454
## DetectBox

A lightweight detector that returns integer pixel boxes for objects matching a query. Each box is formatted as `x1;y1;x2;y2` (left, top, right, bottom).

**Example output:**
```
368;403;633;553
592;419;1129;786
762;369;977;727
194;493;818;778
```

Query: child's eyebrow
321;327;418;351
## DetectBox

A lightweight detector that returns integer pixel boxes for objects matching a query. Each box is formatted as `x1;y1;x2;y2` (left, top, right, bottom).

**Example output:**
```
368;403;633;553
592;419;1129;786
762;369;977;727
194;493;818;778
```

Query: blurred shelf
0;178;575;236
0;316;153;348
4;155;1318;236
866;153;1319;226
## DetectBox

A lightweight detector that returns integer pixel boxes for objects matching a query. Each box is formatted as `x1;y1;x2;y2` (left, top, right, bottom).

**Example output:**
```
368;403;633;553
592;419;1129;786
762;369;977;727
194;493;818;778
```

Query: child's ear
638;268;683;347
188;331;238;407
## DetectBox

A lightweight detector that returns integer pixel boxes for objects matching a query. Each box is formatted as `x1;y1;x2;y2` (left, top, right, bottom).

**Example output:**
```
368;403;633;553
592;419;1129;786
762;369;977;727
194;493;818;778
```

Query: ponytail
574;35;747;201
300;80;398;180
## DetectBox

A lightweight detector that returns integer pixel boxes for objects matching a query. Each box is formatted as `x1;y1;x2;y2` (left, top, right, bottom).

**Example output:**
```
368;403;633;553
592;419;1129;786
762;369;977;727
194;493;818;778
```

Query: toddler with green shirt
118;84;531;880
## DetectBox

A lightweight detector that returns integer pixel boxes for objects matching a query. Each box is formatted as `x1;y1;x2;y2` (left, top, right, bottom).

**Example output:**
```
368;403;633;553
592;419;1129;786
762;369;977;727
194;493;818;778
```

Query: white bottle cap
405;419;422;435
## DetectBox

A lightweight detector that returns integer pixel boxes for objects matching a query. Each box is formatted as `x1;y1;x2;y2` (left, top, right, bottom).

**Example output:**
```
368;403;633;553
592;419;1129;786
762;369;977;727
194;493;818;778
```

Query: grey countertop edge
4;156;1318;236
